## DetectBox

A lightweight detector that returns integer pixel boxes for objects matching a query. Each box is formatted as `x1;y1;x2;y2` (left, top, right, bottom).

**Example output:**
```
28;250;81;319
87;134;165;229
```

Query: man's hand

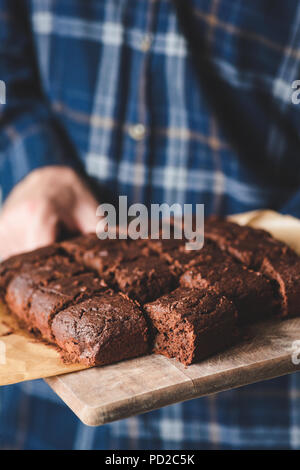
0;166;99;259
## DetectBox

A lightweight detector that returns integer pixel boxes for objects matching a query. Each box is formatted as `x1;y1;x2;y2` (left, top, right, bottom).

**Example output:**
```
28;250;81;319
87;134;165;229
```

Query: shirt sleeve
0;0;81;201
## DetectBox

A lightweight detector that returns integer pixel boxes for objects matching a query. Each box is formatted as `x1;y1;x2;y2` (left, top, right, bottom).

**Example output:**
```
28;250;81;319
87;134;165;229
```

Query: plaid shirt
0;0;300;449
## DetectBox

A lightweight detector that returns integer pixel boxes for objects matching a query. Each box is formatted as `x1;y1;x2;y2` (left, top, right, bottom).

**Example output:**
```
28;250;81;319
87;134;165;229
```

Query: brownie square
161;248;197;274
61;235;149;277
52;292;149;365
205;217;289;269
5;256;85;322
0;244;62;297
5;272;36;323
205;217;273;243
27;273;106;341
180;244;278;324
112;255;176;304
260;255;300;318
61;233;106;266
146;238;200;272
144;287;237;365
205;218;300;317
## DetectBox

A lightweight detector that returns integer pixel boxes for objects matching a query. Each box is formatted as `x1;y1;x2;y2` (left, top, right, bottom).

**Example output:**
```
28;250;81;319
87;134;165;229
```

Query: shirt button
140;34;152;52
128;123;146;141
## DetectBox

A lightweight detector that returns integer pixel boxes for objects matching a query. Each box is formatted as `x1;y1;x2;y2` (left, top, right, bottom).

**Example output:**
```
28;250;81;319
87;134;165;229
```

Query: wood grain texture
46;316;300;426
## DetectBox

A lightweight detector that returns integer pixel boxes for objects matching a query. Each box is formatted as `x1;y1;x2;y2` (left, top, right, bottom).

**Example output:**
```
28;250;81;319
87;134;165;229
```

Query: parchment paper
1;209;300;386
0;303;87;385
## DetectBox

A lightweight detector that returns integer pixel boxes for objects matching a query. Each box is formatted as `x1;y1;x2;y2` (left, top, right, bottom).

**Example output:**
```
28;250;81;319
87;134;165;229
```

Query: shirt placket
128;1;157;205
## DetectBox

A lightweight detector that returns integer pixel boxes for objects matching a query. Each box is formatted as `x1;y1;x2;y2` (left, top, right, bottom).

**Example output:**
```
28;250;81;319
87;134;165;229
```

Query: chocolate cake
205;217;291;269
52;292;149;365
61;235;149;278
260;255;300;318
24;273;105;341
5;256;85;322
146;238;207;276
0;244;62;297
1;217;299;368
205;218;300;317
179;243;278;324
112;255;176;303
144;287;237;365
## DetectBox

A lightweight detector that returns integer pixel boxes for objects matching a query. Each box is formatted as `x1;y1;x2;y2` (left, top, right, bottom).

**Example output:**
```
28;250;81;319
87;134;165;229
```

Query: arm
0;0;81;199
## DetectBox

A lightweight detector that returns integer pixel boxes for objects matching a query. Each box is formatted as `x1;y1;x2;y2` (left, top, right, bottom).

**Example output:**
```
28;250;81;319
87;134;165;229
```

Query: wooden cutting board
1;209;299;426
45;210;300;426
46;316;300;426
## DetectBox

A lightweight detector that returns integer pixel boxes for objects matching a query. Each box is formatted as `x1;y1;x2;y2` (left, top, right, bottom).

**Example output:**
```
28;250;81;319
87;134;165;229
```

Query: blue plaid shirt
0;0;300;449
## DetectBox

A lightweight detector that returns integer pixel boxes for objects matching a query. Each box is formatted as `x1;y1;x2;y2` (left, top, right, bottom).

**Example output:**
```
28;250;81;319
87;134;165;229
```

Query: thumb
25;211;59;251
73;199;99;234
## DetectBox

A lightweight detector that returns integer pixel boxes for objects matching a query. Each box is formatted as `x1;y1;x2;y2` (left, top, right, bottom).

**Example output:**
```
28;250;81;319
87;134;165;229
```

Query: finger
73;199;99;234
24;211;59;252
0;227;24;259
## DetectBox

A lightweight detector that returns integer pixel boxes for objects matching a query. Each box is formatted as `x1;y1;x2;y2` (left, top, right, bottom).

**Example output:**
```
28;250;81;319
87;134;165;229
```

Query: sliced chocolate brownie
180;244;278;324
52;292;149;365
146;238;205;276
144;287;237;365
5;256;85;321
260;255;300;318
61;233;100;260
27;273;106;341
112;255;176;303
205;217;290;269
61;235;149;278
205;218;300;317
0;244;62;297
